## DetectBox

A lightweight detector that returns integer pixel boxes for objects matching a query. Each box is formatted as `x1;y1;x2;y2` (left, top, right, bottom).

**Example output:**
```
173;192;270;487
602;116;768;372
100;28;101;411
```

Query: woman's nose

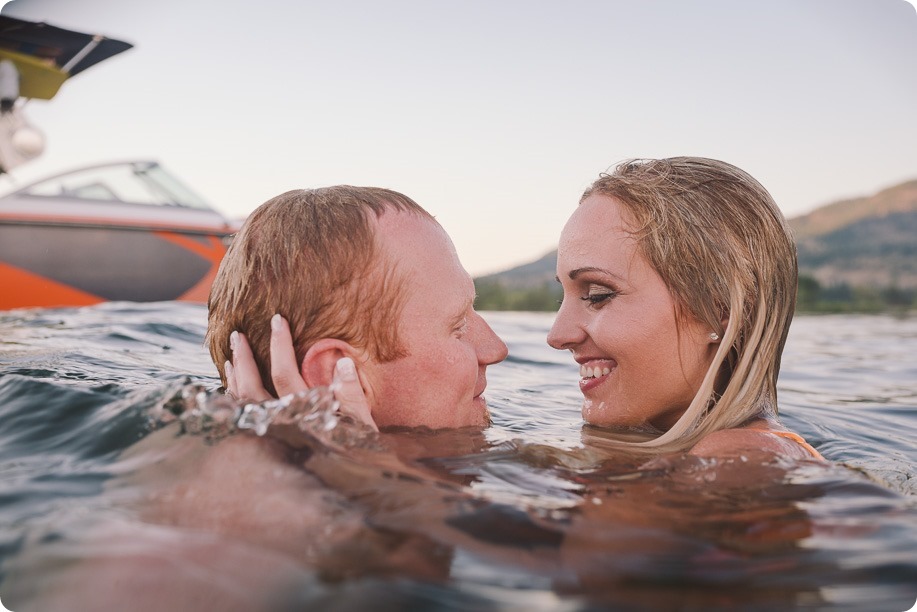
547;298;582;350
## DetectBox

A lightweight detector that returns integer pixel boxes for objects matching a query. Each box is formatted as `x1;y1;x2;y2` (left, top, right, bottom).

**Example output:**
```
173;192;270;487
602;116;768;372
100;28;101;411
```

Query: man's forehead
376;211;458;264
375;209;474;302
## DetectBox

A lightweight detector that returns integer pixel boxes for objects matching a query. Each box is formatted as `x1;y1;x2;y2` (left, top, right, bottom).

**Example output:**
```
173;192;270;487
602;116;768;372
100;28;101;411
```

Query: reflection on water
0;304;915;610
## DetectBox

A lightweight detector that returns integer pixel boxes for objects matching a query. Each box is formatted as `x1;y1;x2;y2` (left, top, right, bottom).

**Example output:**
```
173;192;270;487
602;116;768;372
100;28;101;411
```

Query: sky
1;0;915;276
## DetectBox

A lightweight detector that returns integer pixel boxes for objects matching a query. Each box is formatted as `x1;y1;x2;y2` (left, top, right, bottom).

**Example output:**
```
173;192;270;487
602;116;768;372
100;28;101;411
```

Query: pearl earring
709;332;720;341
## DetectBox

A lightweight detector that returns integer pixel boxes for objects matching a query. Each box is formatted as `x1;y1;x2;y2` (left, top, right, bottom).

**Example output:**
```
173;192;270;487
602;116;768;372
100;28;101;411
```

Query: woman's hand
225;315;377;431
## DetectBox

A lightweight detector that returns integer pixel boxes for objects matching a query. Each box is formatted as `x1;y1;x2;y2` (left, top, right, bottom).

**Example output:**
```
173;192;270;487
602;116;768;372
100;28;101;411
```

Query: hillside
474;250;559;311
789;179;917;239
790;180;917;290
475;178;917;311
476;250;557;289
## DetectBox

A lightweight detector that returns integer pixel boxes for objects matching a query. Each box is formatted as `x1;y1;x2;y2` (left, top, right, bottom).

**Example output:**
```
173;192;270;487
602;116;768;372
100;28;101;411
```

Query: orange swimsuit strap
746;421;825;460
766;430;825;460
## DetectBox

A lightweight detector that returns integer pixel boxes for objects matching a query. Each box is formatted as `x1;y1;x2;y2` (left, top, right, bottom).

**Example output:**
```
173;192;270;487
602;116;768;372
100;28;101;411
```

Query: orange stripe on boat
0;261;104;309
153;232;227;303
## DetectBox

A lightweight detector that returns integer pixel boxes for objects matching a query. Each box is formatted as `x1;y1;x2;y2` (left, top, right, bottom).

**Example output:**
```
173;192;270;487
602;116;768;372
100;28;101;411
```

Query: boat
0;160;236;309
0;14;133;172
0;18;236;310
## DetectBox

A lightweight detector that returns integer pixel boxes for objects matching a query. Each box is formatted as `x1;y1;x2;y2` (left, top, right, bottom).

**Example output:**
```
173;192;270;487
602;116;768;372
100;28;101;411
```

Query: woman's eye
580;290;618;306
453;319;469;336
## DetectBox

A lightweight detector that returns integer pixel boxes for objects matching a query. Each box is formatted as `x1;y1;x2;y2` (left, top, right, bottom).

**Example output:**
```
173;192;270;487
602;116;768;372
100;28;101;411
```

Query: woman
547;157;821;459
226;157;822;460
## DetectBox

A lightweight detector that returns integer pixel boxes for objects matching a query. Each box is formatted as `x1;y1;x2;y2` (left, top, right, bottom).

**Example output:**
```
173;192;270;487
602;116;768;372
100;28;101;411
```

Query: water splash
236;387;340;437
150;382;379;451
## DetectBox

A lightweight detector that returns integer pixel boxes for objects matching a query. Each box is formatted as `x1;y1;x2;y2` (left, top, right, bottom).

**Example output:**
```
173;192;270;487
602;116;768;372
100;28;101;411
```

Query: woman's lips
578;359;616;393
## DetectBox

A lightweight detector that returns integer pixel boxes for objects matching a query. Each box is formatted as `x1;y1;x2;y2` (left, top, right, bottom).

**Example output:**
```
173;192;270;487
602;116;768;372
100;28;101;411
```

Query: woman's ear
719;316;730;340
301;339;356;388
717;306;731;340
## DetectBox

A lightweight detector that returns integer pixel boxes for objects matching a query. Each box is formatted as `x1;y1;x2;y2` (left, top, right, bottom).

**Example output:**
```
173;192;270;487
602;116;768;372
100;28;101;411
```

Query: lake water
0;304;915;611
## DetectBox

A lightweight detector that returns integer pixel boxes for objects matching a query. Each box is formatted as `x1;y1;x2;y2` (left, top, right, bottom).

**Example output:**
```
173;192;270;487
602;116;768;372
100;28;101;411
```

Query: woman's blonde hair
207;186;434;396
582;157;798;452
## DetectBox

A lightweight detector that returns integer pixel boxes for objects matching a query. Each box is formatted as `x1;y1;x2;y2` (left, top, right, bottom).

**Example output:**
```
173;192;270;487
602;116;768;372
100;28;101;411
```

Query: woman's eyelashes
580;285;619;307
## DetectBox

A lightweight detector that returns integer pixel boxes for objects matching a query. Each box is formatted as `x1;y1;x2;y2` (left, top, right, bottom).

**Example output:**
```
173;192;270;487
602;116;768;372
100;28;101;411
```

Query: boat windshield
14;161;213;210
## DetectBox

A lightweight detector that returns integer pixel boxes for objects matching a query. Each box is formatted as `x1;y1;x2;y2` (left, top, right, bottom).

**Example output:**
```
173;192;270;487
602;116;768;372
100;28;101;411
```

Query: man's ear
301;339;358;388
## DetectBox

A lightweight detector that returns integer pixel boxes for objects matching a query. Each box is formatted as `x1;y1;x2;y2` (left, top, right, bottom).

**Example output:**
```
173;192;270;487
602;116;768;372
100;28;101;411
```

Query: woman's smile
578;358;616;392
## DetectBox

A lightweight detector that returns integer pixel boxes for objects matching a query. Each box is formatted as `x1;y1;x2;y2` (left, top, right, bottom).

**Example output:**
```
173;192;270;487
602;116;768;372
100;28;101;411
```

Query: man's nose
471;312;508;365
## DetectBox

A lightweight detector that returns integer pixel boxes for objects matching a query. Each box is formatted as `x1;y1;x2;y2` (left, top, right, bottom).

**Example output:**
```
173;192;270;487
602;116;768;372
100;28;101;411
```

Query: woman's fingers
333;357;377;431
269;314;309;397
224;360;236;394
229;316;378;433
229;331;272;402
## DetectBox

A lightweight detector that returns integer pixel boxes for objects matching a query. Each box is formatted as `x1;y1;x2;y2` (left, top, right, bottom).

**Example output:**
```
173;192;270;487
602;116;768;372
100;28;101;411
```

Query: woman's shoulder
689;419;824;461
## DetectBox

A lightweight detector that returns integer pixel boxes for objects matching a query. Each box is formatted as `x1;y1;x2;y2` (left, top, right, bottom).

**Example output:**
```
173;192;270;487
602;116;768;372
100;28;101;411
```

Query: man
207;185;508;429
27;186;510;611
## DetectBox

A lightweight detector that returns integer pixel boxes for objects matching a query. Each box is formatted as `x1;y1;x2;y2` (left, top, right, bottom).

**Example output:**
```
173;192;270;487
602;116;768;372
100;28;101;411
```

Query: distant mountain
476;249;557;289
789;180;917;239
475;178;917;302
790;180;917;289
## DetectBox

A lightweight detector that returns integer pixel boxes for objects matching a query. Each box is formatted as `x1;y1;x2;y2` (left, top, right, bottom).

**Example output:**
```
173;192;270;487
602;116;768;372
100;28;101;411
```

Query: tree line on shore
474;276;917;314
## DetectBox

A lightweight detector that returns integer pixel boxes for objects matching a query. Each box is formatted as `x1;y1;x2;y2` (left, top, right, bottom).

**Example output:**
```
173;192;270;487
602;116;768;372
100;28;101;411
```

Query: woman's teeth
580;365;611;379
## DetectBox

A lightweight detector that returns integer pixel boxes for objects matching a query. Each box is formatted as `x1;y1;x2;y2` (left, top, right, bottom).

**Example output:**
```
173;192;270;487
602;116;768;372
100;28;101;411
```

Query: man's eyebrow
451;295;474;325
